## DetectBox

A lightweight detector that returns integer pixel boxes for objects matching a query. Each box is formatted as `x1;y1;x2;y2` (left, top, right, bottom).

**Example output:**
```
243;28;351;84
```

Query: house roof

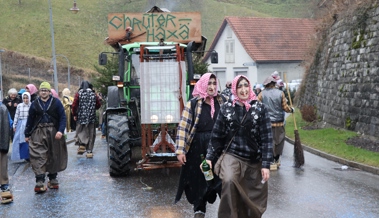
204;17;317;62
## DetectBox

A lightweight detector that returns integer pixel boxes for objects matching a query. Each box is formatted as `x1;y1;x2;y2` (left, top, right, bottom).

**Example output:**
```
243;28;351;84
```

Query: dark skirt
175;132;221;207
272;126;285;156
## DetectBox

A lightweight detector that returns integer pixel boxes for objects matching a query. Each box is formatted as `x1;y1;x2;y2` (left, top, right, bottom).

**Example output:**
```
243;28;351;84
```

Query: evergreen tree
93;56;118;96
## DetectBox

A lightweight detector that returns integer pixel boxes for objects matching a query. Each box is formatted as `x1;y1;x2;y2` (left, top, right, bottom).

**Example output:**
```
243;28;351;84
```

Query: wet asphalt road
2;134;379;218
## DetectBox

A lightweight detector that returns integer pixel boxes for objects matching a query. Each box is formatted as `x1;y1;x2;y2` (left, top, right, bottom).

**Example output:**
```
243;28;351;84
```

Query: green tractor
99;7;217;176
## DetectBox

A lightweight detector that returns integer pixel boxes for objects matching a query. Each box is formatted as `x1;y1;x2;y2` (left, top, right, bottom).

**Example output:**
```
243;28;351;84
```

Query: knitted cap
40;82;51;90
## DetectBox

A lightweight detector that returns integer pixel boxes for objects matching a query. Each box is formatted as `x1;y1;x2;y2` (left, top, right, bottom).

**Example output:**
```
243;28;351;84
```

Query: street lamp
48;0;79;93
56;54;71;89
0;49;4;101
48;0;58;93
48;55;71;89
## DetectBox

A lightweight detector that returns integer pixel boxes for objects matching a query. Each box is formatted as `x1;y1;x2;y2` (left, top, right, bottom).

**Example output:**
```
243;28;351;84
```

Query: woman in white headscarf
12;92;31;161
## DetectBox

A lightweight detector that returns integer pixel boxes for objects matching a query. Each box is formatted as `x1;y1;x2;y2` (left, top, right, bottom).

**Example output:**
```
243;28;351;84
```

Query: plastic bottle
200;154;214;181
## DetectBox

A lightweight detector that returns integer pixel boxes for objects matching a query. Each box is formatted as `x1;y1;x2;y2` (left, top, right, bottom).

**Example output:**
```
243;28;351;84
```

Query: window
226;27;232;38
234;68;248;78
213;70;226;91
225;40;235;63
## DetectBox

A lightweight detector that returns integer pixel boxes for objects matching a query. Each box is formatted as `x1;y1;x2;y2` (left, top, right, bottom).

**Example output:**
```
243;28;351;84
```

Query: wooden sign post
107;12;202;45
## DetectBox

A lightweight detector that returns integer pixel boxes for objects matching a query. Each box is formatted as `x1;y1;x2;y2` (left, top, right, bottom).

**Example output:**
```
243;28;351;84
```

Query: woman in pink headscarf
175;72;227;218
25;84;38;102
50;89;59;99
204;75;274;218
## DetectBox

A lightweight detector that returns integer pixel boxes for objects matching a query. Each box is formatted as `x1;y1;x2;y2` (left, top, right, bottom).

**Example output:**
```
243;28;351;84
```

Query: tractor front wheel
107;113;132;176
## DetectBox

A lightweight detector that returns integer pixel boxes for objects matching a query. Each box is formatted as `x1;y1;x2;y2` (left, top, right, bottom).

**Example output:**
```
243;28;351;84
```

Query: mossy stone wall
299;4;379;137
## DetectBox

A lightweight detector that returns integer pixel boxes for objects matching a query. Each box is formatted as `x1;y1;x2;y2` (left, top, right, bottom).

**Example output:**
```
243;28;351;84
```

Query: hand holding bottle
200;154;214;181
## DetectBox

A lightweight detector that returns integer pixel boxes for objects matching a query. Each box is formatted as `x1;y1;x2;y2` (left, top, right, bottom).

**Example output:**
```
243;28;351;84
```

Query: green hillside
0;0;314;91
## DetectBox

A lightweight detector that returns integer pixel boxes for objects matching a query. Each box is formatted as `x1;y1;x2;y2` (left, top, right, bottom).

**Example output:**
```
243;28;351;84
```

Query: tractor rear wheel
107;113;132;176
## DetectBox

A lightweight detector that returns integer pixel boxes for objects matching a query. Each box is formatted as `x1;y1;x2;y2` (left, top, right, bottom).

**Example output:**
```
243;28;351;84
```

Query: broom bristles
294;130;304;167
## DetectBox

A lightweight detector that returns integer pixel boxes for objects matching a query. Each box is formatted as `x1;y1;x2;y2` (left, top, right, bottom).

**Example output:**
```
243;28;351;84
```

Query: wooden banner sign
107;12;202;45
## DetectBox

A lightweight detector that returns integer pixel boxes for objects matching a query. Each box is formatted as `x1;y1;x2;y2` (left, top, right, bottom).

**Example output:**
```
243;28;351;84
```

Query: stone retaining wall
299;3;379;137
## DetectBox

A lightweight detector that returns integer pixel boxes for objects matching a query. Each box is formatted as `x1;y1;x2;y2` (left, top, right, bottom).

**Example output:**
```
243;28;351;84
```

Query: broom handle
284;74;298;131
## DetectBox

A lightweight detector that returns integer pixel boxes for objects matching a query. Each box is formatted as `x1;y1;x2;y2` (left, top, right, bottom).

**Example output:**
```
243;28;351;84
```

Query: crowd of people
1;71;292;217
0;80;102;201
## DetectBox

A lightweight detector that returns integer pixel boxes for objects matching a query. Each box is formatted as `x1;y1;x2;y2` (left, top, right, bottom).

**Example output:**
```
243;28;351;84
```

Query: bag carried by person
213;112;247;176
214;135;236;176
19;142;29;159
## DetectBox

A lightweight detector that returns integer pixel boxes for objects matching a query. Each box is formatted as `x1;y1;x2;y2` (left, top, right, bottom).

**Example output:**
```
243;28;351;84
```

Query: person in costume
12;92;31;161
0;101;13;203
71;81;101;158
205;75;273;217
175;73;226;218
24;82;67;193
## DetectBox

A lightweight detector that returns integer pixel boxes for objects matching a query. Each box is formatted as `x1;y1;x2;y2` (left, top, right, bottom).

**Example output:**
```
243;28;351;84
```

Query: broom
284;74;304;168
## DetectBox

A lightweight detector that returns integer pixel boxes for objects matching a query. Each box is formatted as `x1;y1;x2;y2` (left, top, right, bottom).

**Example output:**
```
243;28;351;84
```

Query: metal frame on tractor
99;40;216;176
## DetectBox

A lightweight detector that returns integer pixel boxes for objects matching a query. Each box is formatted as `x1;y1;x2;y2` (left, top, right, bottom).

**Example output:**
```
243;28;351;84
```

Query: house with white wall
203;17;317;88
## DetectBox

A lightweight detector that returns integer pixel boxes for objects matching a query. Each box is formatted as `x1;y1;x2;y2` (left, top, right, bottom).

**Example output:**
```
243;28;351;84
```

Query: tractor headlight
165;115;174;123
150;115;159;123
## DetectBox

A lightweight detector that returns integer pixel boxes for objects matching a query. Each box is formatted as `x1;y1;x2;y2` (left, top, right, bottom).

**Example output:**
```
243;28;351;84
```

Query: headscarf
51;89;59;98
231;75;257;111
276;79;284;87
62;88;71;97
22;92;31;105
79;81;92;90
271;71;280;80
191;73;218;118
25;84;38;95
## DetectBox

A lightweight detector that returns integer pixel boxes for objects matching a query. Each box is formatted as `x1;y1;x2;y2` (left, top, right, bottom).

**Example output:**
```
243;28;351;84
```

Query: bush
300;105;317;122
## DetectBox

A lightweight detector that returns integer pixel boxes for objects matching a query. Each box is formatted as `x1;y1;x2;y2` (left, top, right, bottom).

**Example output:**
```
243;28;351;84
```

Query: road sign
243;62;256;66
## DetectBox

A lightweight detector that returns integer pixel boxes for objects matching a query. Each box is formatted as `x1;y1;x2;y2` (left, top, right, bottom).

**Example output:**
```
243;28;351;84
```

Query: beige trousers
29;124;68;175
75;123;96;151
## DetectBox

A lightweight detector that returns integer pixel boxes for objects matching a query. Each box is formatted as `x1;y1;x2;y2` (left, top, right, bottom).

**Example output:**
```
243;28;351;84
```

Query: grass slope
0;0;312;71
